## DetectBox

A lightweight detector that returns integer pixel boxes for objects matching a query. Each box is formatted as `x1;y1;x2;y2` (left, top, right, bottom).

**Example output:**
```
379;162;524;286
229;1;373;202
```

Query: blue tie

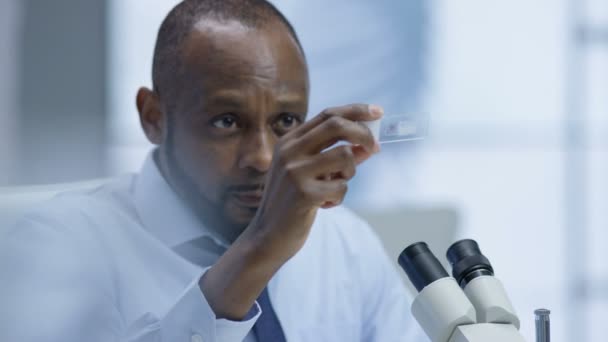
252;287;287;342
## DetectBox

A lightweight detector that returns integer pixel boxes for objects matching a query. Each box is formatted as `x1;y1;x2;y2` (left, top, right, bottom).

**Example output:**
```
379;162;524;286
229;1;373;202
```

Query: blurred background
1;0;607;341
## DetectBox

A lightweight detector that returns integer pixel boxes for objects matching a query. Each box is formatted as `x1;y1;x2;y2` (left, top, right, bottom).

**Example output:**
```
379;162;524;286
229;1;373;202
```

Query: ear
136;87;164;145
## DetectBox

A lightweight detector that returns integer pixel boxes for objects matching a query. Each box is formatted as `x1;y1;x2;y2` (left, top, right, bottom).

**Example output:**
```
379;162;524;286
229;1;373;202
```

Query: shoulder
0;180;136;306
7;175;137;242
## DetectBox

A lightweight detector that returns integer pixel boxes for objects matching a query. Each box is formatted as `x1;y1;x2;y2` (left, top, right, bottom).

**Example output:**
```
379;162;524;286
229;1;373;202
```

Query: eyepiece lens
446;239;494;288
399;242;449;292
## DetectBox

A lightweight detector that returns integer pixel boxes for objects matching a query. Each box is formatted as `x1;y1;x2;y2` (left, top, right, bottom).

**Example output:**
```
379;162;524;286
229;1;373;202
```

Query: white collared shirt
0;153;424;342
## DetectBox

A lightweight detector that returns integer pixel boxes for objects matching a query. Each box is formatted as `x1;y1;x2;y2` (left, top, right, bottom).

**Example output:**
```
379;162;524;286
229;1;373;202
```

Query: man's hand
246;103;382;260
200;104;383;320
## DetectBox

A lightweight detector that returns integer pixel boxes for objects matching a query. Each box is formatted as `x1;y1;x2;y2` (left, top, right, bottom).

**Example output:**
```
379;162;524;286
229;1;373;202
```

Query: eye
211;114;239;130
274;113;302;131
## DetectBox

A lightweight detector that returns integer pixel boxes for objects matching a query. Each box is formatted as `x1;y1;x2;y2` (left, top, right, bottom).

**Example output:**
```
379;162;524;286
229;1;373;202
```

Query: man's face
158;20;309;239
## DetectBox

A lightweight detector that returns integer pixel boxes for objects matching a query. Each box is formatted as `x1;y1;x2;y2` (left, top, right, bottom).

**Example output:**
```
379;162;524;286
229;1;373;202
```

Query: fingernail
374;142;381;153
369;104;384;118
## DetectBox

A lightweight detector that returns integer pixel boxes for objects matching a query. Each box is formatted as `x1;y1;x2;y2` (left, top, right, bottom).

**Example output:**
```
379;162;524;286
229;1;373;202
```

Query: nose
237;129;274;173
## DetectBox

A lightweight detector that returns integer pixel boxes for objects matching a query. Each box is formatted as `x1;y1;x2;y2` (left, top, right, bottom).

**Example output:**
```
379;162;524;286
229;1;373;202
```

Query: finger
284;104;384;140
293;115;379;155
294;145;357;181
304;179;348;208
351;144;378;165
321;103;384;122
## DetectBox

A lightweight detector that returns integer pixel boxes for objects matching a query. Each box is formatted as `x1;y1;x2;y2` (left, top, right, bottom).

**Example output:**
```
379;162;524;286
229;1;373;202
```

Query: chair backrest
357;206;460;295
0;180;108;230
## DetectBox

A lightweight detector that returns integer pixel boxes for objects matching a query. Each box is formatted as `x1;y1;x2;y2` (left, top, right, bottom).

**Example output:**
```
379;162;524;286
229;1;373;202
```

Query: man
0;0;423;341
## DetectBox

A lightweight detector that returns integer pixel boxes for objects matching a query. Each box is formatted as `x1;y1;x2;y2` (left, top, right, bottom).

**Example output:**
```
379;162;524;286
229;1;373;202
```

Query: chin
225;202;258;227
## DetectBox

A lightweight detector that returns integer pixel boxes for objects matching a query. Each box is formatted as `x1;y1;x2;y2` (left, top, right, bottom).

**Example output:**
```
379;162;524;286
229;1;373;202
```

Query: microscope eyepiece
399;242;449;292
447;239;494;288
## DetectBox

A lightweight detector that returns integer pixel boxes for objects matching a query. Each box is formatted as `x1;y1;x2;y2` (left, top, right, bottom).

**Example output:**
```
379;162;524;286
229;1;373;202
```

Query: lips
231;191;264;207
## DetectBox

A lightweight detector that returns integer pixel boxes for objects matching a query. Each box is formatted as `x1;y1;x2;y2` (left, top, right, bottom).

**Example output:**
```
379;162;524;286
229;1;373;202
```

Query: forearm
199;230;289;320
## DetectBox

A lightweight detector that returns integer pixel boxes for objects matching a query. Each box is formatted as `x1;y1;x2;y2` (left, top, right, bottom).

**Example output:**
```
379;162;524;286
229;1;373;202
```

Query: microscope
398;239;550;342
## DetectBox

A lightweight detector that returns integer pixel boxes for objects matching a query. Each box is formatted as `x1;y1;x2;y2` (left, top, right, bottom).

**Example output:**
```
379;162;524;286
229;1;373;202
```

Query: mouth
230;189;264;208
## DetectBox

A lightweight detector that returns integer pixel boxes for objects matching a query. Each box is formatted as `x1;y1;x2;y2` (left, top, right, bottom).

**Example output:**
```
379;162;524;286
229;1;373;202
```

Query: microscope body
411;276;526;342
399;240;529;342
450;323;525;342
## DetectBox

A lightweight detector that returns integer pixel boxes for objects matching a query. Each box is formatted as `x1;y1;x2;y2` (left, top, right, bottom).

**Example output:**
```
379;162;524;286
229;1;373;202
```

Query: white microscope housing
398;240;527;342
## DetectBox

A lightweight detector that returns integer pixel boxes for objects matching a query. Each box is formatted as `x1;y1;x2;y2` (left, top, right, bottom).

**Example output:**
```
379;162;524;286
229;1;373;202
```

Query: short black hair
152;0;304;100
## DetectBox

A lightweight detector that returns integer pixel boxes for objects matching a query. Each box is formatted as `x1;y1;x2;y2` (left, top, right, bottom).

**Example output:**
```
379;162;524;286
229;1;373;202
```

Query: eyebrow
205;92;307;110
205;92;246;109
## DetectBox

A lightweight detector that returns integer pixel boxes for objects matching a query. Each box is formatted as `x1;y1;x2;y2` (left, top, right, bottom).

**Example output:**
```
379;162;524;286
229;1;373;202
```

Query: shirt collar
133;151;229;249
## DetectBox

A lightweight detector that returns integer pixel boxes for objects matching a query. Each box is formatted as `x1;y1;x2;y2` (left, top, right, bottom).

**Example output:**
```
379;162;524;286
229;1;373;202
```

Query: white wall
423;0;566;339
414;0;607;340
106;0;181;175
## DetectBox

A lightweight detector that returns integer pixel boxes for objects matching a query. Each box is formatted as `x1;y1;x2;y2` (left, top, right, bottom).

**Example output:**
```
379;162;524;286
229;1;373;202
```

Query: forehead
179;19;308;94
